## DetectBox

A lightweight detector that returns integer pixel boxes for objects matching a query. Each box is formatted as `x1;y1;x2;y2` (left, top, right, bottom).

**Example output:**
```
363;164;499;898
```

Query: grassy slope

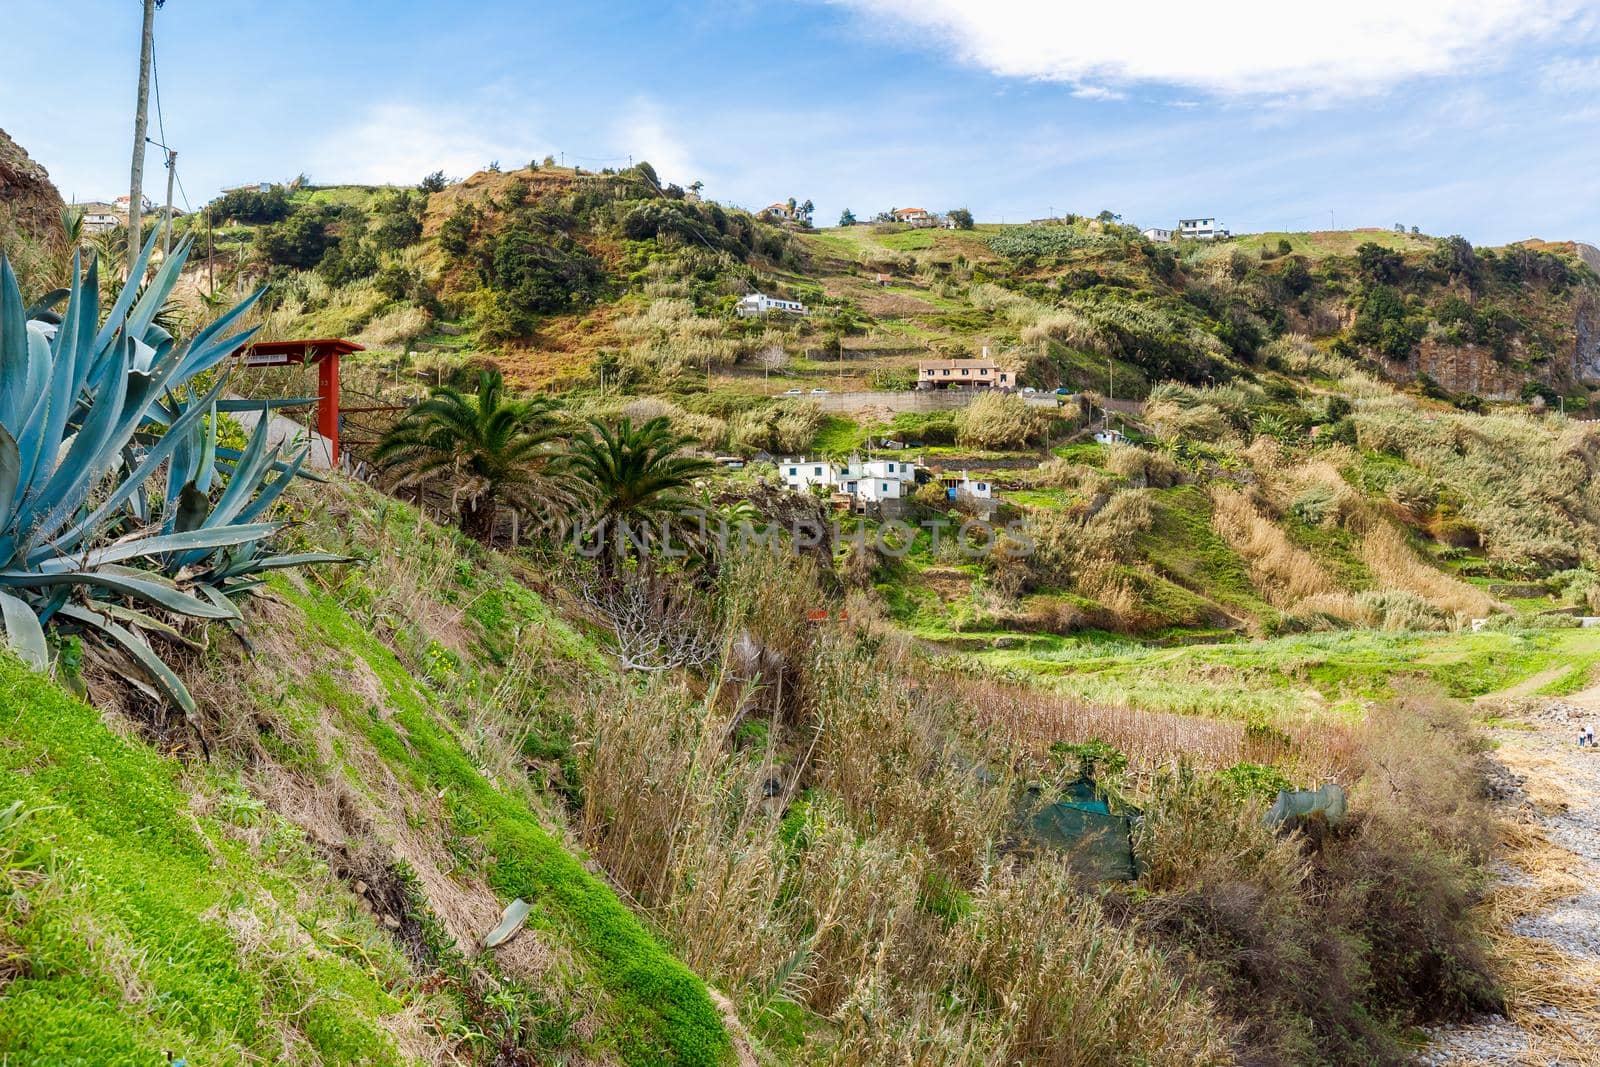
0;484;731;1067
964;622;1600;723
0;653;412;1066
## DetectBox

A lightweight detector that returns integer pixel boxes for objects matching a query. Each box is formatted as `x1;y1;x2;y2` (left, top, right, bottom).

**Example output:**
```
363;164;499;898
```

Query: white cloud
830;0;1588;97
1541;55;1600;93
309;103;541;185
612;99;702;188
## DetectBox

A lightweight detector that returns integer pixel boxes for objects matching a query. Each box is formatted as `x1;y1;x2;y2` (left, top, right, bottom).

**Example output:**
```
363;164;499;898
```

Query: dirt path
1423;684;1600;1064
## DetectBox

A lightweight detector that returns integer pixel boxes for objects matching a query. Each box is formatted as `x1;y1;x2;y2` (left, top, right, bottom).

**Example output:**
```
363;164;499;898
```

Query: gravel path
1422;689;1600;1065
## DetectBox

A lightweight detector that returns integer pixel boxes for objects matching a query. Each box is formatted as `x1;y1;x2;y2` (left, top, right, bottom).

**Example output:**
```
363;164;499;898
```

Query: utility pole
127;0;158;275
206;205;213;291
161;147;177;257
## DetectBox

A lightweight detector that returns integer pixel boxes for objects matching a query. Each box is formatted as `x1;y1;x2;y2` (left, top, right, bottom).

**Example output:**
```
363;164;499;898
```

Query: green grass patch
0;654;409;1067
279;583;730;1067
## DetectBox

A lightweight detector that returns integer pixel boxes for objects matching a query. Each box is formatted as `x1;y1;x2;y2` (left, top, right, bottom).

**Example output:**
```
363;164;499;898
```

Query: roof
894;207;929;215
763;202;790;212
235;338;365;365
918;358;999;370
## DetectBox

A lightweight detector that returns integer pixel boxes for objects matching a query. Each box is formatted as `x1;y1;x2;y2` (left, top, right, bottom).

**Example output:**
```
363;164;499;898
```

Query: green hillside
8;134;1600;1067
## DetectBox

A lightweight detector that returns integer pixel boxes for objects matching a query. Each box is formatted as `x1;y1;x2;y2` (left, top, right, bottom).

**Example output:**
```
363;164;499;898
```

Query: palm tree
374;368;570;543
568;416;714;569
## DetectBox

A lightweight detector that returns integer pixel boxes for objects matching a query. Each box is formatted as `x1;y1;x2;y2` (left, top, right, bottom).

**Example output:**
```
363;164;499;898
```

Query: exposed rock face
1576;287;1600;384
0;127;67;257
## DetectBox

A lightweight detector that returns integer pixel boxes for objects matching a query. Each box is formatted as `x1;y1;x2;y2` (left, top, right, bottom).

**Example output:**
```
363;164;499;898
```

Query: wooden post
318;354;340;467
127;0;157;275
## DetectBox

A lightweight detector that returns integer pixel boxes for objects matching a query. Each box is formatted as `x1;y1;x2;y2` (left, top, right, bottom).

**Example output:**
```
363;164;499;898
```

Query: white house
78;202;121;232
114;193;155;215
1141;227;1173;243
937;472;993;501
1094;428;1129;446
780;455;919;502
761;200;812;225
892;207;936;228
1177;217;1229;240
736;293;809;318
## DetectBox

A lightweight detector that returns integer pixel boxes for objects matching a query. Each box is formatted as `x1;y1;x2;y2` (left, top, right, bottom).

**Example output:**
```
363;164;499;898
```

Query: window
961;369;969;375
887;463;895;472
881;483;890;492
813;466;823;475
942;369;950;376
788;467;797;476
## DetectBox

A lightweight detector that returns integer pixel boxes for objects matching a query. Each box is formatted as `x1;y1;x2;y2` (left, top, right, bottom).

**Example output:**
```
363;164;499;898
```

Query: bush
957;391;1051;449
258;211;334;268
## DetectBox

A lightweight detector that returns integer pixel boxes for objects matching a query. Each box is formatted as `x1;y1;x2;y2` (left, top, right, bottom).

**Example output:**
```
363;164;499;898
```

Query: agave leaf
18;335;129;540
215;551;355;581
0;589;47;670
0;256;27;430
86;599;204;650
215;449;324;481
89;228;161;361
24;288;69;321
235;445;310;526
174;482;211;534
0;424;18;536
195;402;219;494
196;584;255;650
483;898;531;948
55;602;197;718
0;570;235;620
173;288;265;382
36;523;282;573
40;371;230;558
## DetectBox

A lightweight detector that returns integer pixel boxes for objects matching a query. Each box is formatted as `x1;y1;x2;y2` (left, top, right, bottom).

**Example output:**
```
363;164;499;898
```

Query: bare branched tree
577;570;721;673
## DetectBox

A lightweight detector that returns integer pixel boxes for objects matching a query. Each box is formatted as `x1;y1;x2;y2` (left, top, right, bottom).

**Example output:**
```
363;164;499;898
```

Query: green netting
1024;779;1137;881
1058;777;1111;813
1264;783;1347;828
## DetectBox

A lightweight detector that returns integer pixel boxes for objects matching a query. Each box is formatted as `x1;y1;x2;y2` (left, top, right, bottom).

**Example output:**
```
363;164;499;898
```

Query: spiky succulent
0;229;347;723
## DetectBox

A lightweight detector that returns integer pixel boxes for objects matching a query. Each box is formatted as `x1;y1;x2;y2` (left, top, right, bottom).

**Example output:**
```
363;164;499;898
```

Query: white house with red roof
892;207;936;228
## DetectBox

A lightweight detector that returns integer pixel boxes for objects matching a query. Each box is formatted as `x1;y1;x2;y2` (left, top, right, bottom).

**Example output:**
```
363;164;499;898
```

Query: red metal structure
234;338;364;466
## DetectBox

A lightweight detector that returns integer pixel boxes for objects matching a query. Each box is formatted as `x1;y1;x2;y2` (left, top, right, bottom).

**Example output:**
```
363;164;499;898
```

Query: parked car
782;387;803;395
810;387;830;395
1022;386;1037;394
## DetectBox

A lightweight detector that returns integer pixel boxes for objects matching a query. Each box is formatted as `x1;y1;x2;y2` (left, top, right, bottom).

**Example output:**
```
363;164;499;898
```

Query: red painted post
317;354;340;467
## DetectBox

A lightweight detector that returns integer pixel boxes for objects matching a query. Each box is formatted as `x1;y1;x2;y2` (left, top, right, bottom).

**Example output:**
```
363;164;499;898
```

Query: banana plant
0;230;345;726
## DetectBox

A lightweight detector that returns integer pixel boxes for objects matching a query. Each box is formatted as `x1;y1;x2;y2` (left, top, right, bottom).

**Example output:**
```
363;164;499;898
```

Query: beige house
916;359;1013;390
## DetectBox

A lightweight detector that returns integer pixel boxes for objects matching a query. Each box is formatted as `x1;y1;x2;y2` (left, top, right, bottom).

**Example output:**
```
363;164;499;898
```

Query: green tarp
1024;779;1138;881
1264;783;1347;828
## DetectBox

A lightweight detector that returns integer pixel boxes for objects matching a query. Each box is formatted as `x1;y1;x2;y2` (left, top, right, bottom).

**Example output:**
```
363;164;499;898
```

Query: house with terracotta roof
893;207;936;228
916;358;1013;390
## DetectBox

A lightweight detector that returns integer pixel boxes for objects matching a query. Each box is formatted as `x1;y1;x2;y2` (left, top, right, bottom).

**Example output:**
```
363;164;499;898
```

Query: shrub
957;391;1050;449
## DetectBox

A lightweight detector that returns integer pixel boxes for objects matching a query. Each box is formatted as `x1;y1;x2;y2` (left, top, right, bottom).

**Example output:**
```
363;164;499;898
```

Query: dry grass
568;550;1235;1064
1210;486;1339;607
1361;520;1497;620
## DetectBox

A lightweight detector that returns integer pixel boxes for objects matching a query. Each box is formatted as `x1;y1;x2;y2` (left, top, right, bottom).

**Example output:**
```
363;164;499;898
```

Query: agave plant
0;230;345;723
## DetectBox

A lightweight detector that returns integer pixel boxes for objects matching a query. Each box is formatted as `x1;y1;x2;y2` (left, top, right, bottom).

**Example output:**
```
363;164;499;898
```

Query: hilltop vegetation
8;134;1600;1067
163;163;1598;409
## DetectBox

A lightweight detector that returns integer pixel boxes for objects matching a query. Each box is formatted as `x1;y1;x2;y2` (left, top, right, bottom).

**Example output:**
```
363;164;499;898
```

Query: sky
3;0;1598;246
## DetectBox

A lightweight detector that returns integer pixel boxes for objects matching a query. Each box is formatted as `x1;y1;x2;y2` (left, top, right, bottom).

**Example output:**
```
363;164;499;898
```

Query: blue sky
4;0;1598;245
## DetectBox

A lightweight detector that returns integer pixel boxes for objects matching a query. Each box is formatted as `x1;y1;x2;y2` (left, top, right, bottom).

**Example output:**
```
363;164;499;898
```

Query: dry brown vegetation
1210;486;1340;607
